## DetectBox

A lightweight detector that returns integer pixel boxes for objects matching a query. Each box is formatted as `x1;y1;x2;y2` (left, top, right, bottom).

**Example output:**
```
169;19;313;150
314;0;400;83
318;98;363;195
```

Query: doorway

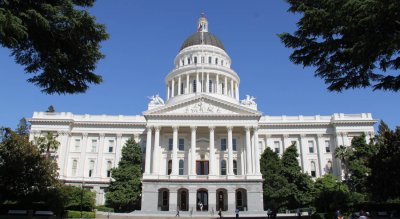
196;190;208;211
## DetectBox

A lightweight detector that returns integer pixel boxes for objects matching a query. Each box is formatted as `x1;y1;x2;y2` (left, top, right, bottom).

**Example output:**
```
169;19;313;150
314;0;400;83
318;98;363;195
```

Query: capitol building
28;15;375;213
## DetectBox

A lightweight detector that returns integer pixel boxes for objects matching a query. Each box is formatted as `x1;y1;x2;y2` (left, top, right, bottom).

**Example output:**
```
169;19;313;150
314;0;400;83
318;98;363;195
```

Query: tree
347;134;376;197
46;105;55;113
260;147;292;210
260;144;314;211
314;174;352;213
281;145;314;209
369;121;400;202
335;145;353;180
279;0;400;92
0;0;109;94
15;117;29;136
0;128;59;206
32;132;60;159
106;138;142;212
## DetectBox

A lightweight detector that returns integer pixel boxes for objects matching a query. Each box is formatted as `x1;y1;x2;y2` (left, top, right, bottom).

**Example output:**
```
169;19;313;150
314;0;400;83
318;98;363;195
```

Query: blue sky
0;1;399;129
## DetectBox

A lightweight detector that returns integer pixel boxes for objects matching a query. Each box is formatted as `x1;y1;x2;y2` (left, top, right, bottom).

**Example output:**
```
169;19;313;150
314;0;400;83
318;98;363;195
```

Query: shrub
66;210;95;218
95;205;114;212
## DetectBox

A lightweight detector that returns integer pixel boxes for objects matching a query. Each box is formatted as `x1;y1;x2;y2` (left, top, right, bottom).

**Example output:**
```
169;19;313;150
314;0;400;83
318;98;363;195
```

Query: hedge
66;210;95;218
95;205;114;212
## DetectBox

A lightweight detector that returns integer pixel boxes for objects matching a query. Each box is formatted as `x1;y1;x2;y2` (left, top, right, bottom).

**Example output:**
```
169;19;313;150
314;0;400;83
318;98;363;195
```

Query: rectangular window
196;161;209;175
89;160;95;177
209;80;212;92
179;138;184;151
221;138;227;151
274;141;280;153
325;140;331;153
233;138;237;151
201;56;205;63
193;80;197;93
220;160;226;175
91;139;97;153
308;140;315;153
179;160;184;175
74;139;80;152
72;160;78;176
108;140;114;153
107;161;112;177
180;83;184;94
168;138;173;151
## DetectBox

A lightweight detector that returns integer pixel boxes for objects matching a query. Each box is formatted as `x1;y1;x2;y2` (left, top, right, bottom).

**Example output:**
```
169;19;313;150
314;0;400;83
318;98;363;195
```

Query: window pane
221;139;226;151
168;138;173;151
221;160;226;175
325;140;331;153
233;139;237;151
179;138;184;151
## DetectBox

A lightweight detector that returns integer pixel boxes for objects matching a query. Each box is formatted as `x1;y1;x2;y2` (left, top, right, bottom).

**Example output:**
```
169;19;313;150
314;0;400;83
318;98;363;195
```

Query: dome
180;32;225;51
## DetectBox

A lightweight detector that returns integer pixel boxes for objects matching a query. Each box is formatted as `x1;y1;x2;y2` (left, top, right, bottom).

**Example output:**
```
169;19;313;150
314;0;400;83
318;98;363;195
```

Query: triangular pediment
144;94;261;117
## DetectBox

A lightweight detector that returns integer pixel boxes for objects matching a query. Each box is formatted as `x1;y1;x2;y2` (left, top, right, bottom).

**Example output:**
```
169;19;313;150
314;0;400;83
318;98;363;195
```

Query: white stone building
28;15;376;213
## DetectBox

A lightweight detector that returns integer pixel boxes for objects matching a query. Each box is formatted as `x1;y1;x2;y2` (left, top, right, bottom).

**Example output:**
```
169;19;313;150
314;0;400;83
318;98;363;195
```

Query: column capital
99;133;105;138
82;132;88;137
265;134;272;138
226;126;233;131
154;126;161;131
300;134;307;138
172;125;179;131
190;126;197;131
337;132;347;136
133;133;139;138
146;125;153;130
208;126;215;131
117;133;123;138
244;126;252;131
252;126;259;131
282;134;289;139
317;134;324;138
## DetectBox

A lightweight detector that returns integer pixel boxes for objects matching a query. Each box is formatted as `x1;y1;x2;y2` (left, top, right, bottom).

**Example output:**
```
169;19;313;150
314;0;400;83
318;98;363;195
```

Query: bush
66;210;95;218
95;205;114;212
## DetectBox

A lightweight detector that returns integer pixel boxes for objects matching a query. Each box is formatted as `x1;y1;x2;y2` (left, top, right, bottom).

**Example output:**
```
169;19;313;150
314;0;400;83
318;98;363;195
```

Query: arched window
187;58;191;64
181;59;184;66
162;190;169;207
209;80;213;92
215;58;218;65
193;80;197;93
236;190;242;206
168;160;172;175
208;56;212;64
233;160;237;175
220;160;227;175
89;160;95;177
107;161;112;177
179;159;184;175
194;57;197;64
311;161;316;177
72;159;78;176
221;83;225;94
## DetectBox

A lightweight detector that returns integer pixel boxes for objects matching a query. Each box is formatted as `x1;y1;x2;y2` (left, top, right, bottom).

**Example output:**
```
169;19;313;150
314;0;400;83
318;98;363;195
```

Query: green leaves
280;0;400;92
261;145;314;210
0;0;108;94
106;138;142;212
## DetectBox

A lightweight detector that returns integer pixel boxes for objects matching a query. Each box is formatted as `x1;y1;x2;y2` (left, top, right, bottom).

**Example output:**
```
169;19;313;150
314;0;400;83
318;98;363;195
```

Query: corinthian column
209;126;216;175
190;126;197;175
227;126;234;175
144;126;152;175
245;126;252;175
253;126;260;175
172;126;179;175
152;126;160;175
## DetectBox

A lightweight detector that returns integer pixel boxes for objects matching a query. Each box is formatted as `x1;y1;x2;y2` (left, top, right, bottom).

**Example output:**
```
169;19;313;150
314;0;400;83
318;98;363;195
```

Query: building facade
28;15;376;212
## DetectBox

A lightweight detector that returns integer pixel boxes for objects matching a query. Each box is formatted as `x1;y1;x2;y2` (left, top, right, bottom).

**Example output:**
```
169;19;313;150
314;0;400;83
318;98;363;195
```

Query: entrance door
180;191;188;211
197;190;208;211
196;161;209;175
218;191;225;211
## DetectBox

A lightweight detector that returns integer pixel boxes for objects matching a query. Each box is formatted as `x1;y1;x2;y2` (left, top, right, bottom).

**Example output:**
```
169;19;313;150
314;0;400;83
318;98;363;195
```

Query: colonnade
144;125;261;176
166;72;239;101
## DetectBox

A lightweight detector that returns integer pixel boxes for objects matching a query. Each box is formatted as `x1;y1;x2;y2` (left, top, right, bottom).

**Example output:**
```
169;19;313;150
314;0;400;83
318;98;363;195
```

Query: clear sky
0;1;399;129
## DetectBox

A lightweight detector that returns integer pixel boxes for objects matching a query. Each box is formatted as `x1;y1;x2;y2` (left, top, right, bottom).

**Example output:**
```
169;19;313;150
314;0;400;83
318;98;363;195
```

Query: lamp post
80;179;85;219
